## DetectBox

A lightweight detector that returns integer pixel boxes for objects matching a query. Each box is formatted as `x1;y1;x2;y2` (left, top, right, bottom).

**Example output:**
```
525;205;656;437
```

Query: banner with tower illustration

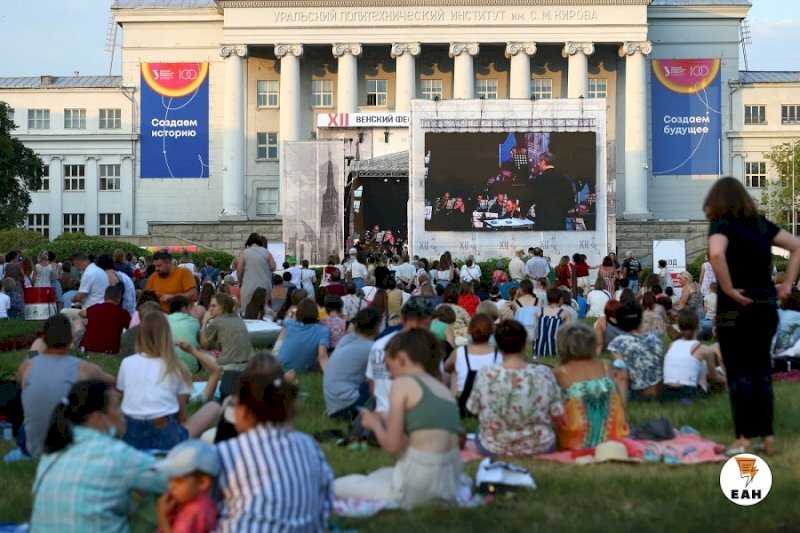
282;141;345;263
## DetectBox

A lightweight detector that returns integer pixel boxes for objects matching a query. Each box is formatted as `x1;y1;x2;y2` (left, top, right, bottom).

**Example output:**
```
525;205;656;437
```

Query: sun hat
155;439;220;477
575;440;641;465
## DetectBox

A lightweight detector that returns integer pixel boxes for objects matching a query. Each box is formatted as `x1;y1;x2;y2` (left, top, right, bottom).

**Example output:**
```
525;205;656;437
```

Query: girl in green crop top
333;329;464;508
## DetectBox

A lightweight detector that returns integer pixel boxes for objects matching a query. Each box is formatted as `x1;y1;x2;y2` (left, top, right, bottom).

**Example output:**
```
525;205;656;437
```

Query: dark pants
717;302;778;439
329;383;371;421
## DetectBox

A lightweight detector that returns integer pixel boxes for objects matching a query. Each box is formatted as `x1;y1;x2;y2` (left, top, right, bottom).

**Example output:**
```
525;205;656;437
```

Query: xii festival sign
140;62;209;178
651;59;722;176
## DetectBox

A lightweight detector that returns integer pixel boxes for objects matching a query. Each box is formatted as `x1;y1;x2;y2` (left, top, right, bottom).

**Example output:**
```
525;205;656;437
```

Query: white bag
475;457;537;492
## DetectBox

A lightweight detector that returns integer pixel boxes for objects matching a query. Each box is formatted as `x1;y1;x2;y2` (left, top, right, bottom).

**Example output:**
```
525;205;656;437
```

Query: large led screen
424;132;597;232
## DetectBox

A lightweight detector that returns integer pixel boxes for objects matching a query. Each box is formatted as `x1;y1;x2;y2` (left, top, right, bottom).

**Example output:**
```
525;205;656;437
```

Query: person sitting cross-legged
661;309;727;401
466;319;564;457
324;308;382;420
608;300;665;405
334;329;463;508
553;322;630;451
16;314;115;459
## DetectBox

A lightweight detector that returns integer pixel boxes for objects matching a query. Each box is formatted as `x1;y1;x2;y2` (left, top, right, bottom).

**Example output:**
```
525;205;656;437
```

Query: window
64;109;86;129
311;79;333;107
37;165;50;192
63;213;85;234
256;80;279;107
781;105;800;125
27;214;50;238
99;213;121;236
28;109;50;129
475;79;498;100
420;79;443;100
531;78;553;100
63;164;85;191
745;161;767;188
366;79;388;106
99;108;122;129
588;78;608;99
744;105;767;125
257;132;279;159
256;187;280;216
99;164;121;191
8;107;15;128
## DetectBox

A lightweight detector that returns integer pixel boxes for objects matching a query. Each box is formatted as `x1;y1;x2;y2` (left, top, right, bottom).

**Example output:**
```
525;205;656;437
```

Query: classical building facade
6;0;798;263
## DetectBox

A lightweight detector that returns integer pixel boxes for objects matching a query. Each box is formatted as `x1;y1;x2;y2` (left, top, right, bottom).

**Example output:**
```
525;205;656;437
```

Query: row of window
27;213;121;238
21;108;122;130
744;105;800;125
255;77;607;107
34;164;122;192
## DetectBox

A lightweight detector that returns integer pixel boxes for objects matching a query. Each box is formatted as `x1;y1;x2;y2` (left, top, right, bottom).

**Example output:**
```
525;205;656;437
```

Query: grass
0;320;43;341
1;350;799;529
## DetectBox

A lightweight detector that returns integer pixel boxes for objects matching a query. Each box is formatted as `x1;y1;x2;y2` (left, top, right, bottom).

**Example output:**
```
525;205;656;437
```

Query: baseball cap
349;247;358;254
155;439;220;478
401;296;435;318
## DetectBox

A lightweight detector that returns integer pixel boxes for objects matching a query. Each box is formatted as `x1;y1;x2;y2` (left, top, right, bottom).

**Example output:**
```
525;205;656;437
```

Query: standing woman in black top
705;177;800;455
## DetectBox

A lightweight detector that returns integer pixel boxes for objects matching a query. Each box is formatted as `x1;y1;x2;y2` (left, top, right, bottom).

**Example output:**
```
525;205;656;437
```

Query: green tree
0;102;43;229
763;140;800;232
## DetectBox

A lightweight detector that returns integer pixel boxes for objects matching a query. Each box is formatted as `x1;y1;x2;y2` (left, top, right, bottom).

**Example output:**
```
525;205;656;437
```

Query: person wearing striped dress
533;287;573;357
216;356;334;532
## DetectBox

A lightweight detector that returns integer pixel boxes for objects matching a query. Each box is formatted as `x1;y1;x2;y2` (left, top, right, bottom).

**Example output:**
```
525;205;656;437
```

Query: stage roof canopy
350;151;408;179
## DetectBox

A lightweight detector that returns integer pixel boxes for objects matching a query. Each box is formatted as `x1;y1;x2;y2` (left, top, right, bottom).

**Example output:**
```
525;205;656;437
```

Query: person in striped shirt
215;353;334;532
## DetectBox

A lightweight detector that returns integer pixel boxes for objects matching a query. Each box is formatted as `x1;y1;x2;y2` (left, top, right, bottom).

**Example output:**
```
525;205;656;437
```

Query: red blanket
537;435;726;465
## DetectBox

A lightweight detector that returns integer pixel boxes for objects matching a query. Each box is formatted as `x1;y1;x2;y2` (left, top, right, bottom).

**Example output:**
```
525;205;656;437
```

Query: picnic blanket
333;482;487;517
537;434;725;465
773;370;800;383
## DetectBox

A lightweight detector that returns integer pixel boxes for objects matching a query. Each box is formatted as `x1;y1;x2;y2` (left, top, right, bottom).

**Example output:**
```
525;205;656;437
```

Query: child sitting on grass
157;440;219;533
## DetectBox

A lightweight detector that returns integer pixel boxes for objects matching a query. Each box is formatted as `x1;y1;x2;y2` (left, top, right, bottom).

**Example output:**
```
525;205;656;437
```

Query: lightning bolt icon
736;457;759;488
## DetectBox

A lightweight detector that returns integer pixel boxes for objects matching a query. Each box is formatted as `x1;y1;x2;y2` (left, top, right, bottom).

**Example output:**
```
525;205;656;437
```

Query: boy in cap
157;439;219;533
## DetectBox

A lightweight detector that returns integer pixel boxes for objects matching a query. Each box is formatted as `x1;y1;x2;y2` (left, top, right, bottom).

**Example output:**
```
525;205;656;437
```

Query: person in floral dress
467;319;564;456
607;300;665;404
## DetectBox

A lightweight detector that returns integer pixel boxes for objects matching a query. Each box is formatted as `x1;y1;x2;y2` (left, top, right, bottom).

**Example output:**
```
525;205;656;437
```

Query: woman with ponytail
30;381;166;531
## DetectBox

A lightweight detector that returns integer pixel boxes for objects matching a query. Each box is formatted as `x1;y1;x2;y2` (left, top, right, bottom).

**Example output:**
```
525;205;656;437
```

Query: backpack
458;346;498;418
626;259;641;279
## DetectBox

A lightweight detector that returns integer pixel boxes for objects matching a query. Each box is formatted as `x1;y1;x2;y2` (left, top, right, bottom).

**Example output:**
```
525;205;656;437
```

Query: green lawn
1;350;799;529
0;320;43;341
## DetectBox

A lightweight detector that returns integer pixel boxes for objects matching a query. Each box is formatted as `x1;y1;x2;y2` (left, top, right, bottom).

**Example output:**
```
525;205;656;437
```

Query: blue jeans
352;277;365;291
628;279;639;293
700;318;714;340
123;415;188;452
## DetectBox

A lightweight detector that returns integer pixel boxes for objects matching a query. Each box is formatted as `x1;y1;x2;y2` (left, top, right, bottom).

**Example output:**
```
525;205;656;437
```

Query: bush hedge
181;250;235;271
0;229;49;255
24;233;150;263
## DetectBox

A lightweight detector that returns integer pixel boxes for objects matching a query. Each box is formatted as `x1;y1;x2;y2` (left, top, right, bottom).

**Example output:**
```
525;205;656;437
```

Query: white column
620;41;653;218
85;155;99;235
449;42;479;99
219;45;248;219
391;42;421;113
505;42;536;99
275;44;304;143
332;43;362;113
49;155;64;237
562;42;594;98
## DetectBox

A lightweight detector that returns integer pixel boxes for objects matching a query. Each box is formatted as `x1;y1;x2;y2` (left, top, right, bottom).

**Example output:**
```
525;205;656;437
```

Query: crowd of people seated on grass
4;187;800;525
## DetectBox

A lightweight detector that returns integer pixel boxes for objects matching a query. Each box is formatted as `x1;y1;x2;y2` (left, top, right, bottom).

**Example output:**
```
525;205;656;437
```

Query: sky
0;0;796;77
